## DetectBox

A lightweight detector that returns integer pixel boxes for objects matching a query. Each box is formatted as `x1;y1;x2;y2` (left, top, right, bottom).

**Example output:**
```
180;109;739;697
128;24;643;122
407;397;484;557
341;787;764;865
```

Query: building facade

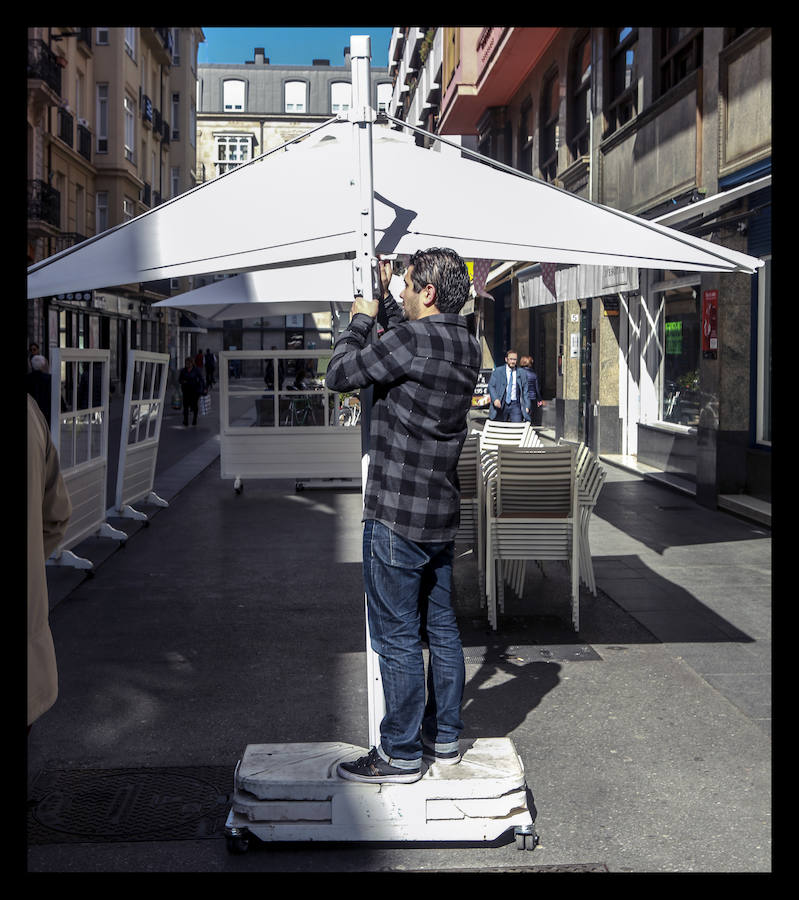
27;26;205;389
193;46;392;364
387;26;771;517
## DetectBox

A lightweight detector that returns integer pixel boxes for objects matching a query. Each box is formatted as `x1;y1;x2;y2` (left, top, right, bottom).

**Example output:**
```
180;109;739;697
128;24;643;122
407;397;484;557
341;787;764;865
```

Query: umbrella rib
409;232;741;270
136;234;357;275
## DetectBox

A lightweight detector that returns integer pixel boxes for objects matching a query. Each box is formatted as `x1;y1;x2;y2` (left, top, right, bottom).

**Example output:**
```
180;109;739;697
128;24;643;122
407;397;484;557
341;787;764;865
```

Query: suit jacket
518;366;541;403
487;365;531;421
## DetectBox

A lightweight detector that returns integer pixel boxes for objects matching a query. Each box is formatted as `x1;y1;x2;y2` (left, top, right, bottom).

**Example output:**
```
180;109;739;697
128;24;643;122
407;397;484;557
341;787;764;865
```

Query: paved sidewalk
28;426;771;872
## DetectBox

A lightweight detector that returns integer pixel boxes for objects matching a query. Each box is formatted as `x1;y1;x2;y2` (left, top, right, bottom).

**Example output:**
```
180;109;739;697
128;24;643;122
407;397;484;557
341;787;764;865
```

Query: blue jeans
363;519;465;768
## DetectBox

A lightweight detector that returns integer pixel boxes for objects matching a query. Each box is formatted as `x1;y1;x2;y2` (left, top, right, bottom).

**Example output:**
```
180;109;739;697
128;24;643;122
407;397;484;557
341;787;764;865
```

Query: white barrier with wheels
108;350;170;521
220;350;361;492
48;348;126;569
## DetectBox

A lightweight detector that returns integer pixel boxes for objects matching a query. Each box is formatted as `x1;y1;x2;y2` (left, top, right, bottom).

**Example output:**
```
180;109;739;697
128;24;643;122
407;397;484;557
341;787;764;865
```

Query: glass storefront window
661;285;700;426
757;256;771;445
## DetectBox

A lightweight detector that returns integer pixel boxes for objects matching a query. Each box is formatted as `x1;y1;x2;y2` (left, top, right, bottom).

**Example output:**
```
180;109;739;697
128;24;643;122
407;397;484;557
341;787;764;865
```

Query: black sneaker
337;747;422;784
422;740;461;766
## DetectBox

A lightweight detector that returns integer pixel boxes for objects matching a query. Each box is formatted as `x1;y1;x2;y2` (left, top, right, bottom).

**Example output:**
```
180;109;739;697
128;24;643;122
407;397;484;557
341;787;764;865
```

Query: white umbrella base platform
224;739;537;851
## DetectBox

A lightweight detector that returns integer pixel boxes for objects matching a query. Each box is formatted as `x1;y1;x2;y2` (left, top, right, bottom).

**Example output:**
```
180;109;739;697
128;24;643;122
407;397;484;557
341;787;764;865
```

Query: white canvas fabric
28;120;762;301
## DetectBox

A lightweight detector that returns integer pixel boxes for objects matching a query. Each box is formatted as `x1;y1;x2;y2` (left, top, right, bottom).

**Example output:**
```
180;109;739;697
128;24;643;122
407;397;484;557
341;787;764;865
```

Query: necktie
506;369;514;402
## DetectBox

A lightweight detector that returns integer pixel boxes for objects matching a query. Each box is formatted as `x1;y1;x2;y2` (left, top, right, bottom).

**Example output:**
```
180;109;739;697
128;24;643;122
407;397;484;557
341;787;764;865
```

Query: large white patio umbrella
27;88;762;303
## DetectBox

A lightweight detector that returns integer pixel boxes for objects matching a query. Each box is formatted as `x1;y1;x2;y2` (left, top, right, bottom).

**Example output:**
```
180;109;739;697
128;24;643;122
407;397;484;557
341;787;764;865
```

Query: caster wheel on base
225;829;250;854
514;826;539;851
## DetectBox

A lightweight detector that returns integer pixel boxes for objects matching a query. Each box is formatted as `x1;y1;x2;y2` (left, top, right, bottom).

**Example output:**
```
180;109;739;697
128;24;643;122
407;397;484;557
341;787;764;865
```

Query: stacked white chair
577;452;607;596
454;433;481;555
484;444;580;632
558;440;608;595
473;421;537;600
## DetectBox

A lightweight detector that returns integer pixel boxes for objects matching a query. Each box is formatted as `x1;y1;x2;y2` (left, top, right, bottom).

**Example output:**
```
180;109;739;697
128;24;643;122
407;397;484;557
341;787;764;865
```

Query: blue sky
198;27;394;68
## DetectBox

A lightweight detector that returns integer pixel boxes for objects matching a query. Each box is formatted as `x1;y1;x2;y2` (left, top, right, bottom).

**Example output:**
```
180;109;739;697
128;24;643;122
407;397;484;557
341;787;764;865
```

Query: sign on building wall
702;289;718;359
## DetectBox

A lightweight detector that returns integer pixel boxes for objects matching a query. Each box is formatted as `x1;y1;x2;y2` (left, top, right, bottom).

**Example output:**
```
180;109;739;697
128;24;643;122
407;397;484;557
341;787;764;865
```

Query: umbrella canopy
28;120;762;300
152;259;407;321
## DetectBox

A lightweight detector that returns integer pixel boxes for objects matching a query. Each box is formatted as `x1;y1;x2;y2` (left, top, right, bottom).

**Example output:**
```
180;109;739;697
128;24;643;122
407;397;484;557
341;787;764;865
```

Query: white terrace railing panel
109;350;171;520
219;350;362;488
48;347;126;569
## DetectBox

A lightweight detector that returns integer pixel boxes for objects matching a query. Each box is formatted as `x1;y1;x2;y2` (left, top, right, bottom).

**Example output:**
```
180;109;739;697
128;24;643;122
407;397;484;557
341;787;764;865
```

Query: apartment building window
171;166;180;198
331;81;351;113
171;28;181;65
123;197;135;220
96;27;109;45
124;27;136;60
540;69;559;182
96;191;108;233
518;99;533;174
284;81;307;112
377;83;392;113
171;93;180;140
215;134;254;175
724;27;752;46
96;84;108;153
569;30;592;160
656;27;702;97
189;101;196;147
124;94;135;162
223;79;246;111
606;27;638;134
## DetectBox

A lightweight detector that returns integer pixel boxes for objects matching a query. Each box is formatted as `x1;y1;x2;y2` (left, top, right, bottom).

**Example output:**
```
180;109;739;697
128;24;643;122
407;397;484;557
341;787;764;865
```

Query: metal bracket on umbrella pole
350;35;385;750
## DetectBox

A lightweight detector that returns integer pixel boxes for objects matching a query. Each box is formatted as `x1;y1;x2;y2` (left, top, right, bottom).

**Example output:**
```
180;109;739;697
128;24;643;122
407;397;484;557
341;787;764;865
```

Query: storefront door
578;298;593;449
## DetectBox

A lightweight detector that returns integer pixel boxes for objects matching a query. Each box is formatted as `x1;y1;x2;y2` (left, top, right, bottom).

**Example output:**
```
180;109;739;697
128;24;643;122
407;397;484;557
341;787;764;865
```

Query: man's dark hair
408;247;471;314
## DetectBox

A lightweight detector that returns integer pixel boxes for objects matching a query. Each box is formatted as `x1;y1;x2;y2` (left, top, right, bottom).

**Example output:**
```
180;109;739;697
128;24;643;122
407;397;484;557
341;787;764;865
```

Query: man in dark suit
487;349;530;423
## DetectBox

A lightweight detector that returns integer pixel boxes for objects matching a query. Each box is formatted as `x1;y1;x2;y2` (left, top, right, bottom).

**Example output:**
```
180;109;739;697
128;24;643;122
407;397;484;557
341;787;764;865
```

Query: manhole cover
28;766;234;844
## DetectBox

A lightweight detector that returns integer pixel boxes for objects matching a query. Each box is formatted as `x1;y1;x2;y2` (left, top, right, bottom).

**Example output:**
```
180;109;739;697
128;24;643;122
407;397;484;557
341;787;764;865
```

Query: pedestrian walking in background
179;356;205;427
27;355;52;426
204;349;216;389
326;248;480;784
518;355;543;425
27;396;72;733
488;349;530;423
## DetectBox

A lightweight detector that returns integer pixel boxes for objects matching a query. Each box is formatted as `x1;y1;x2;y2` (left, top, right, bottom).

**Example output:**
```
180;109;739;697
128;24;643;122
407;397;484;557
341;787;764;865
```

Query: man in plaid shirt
326;248;480;784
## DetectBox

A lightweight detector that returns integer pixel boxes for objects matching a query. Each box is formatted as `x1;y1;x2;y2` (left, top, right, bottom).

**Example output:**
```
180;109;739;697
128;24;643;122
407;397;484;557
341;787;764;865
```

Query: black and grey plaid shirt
326;299;480;543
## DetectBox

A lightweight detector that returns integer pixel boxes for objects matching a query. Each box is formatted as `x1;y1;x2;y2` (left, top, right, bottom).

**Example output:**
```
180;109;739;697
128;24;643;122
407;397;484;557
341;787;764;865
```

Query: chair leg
488;558;498;630
581;507;597;596
571;547;580;632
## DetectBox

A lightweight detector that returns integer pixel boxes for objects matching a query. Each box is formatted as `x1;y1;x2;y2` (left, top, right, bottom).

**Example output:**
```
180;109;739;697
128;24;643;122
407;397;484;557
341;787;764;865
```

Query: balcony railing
51;232;87;255
27;39;61;96
154;28;173;53
77;122;92;160
28;179;60;228
57;107;74;147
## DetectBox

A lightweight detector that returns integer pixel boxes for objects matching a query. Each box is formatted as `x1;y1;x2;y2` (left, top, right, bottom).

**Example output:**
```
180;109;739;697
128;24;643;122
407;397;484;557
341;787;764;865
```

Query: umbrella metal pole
350;35;385;751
